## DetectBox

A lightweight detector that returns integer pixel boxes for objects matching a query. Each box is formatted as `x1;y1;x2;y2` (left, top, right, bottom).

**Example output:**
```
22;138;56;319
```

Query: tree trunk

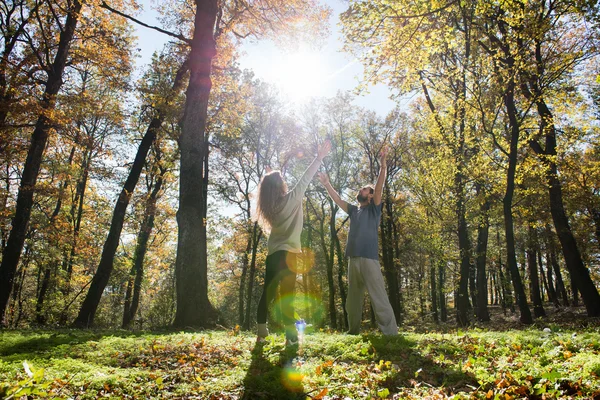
172;0;219;328
0;0;83;324
537;250;549;304
392;213;403;323
62;145;91;288
123;170;164;328
475;189;490;322
238;223;254;327
544;250;560;308
381;192;401;322
546;227;569;306
35;265;52;325
456;182;472;326
243;223;262;330
430;260;438;323
570;274;579;307
438;261;447;322
318;201;336;329
502;81;533;324
589;207;600;247
527;224;545;318
334;224;348;330
74;60;188;328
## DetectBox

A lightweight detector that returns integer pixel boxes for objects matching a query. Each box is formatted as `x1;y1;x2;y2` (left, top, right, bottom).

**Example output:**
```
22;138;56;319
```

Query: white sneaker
257;323;269;339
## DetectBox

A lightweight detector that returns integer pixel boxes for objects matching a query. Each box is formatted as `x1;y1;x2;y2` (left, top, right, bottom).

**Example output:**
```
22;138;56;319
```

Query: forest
1;0;600;398
0;0;599;340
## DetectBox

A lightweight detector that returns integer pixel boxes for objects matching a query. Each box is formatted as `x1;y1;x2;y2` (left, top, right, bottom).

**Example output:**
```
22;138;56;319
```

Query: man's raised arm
373;146;388;206
317;172;349;214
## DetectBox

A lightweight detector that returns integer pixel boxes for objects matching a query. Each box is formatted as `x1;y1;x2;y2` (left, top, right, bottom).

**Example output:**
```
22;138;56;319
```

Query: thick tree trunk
527;224;545;318
172;0;219;329
74;60;188;328
123;171;164;328
502;82;533;324
0;1;82;324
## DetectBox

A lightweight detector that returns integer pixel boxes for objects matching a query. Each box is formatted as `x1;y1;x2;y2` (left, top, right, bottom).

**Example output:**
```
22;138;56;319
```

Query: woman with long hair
255;140;331;345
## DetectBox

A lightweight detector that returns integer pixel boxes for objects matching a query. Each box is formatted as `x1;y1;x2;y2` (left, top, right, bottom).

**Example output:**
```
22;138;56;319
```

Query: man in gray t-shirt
318;147;398;335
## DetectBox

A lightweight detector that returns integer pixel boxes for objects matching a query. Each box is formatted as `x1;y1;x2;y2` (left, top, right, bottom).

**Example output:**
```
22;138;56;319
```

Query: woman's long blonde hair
255;171;287;232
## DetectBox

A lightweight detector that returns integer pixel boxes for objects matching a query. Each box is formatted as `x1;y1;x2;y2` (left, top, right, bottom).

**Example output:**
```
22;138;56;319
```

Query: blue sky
133;0;400;116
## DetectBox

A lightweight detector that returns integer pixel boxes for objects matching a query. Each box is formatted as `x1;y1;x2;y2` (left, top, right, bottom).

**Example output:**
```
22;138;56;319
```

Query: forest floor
1;306;599;399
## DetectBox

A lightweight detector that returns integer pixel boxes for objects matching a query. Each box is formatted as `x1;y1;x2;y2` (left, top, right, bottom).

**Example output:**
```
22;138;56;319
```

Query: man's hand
317;171;330;186
317;171;348;213
317;139;332;161
379;146;389;164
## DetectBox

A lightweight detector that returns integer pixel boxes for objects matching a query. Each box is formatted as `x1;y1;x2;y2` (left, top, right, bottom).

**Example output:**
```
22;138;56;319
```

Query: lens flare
288;248;315;274
271;292;326;328
281;364;304;391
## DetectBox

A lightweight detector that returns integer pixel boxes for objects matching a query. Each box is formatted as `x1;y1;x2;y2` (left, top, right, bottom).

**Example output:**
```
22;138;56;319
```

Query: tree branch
99;2;192;45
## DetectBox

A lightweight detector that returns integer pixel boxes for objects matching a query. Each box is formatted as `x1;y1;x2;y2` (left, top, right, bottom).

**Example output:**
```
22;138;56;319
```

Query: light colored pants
346;257;398;335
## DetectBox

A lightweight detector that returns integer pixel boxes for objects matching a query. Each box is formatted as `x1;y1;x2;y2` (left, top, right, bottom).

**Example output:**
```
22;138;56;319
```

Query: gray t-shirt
267;157;321;255
345;202;382;260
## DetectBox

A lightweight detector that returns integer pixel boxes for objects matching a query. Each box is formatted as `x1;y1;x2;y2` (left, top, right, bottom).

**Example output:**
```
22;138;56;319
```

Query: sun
271;49;326;102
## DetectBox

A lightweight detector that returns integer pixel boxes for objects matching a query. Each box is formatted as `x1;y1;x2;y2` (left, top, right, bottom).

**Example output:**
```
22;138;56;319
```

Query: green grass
1;327;599;399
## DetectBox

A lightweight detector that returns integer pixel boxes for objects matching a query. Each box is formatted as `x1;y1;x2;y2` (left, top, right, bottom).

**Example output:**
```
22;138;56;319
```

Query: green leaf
533;383;547;395
377;388;390;398
541;369;561;381
33;367;45;383
156;376;164;389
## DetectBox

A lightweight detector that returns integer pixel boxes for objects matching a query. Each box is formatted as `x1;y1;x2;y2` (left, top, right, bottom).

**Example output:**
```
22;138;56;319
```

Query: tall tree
73;51;188;327
515;0;600;317
0;0;83;323
123;144;170;328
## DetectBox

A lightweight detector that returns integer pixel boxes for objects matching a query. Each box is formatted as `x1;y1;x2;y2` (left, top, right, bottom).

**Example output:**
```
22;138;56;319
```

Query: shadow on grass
366;333;478;396
241;341;305;400
0;330;147;358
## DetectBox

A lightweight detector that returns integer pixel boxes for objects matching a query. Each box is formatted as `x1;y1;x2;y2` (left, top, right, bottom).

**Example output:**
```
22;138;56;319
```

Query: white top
267;157;321;255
